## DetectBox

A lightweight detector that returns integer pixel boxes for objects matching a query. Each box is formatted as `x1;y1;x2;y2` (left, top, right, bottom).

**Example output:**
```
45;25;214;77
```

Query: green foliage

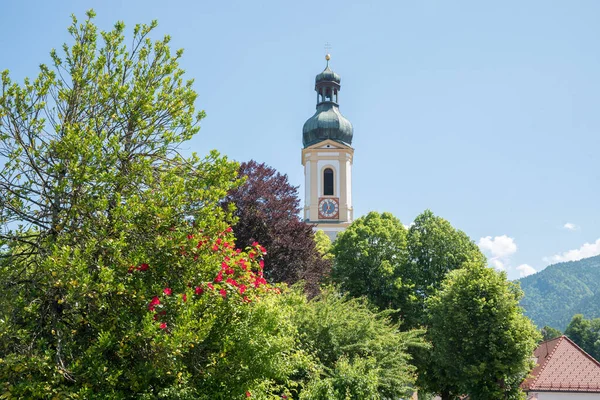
564;314;600;361
407;210;486;304
519;254;600;330
541;325;562;341
313;230;333;260
0;11;297;399
286;287;426;400
331;212;413;319
331;210;485;328
424;263;540;400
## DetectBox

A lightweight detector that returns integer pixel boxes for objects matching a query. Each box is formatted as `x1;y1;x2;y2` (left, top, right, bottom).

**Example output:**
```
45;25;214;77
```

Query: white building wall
345;158;352;221
304;160;310;220
528;392;600;400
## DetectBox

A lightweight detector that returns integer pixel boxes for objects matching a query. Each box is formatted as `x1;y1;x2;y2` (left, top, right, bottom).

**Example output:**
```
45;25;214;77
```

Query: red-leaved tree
223;160;330;293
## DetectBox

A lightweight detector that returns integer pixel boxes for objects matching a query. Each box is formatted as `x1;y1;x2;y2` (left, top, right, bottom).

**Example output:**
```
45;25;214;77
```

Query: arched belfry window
323;168;334;196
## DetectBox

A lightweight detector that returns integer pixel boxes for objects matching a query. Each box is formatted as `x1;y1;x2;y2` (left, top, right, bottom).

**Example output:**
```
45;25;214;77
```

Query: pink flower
259;259;264;269
160;322;167;330
260;246;267;254
214;271;223;283
163;288;172;296
236;248;242;254
212;244;219;251
226;227;233;233
138;263;149;271
207;283;215;290
251;241;259;247
249;251;255;259
195;286;204;295
181;293;187;302
219;289;227;298
239;284;247;295
221;261;228;269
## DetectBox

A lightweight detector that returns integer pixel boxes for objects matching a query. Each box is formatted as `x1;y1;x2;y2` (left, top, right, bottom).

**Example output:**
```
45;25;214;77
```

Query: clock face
318;197;339;219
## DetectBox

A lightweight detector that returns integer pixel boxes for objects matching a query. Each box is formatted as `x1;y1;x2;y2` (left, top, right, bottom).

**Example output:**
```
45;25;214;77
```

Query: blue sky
2;0;599;279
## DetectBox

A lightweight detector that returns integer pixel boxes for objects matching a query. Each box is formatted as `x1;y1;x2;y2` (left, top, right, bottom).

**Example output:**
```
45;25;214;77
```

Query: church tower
302;55;354;241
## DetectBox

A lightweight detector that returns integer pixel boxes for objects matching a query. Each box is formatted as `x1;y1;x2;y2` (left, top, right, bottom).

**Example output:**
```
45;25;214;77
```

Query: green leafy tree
331;210;485;327
0;11;296;398
564;314;600;360
541;325;562;341
424;263;540;400
407;210;486;312
331;212;415;320
285;287;426;400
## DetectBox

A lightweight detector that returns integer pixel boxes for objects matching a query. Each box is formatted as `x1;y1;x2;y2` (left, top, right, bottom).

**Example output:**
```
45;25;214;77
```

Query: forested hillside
519;255;600;330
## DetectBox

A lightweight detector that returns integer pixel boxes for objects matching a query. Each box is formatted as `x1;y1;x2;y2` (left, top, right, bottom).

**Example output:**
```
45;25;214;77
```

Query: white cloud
545;238;600;264
516;264;536;277
478;235;517;258
563;222;578;231
478;235;519;272
490;258;505;271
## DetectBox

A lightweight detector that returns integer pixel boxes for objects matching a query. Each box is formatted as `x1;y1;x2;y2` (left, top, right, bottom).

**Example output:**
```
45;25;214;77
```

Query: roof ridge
530;336;563;390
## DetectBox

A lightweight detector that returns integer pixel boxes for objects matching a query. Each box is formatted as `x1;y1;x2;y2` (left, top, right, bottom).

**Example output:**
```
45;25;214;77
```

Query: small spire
324;42;332;67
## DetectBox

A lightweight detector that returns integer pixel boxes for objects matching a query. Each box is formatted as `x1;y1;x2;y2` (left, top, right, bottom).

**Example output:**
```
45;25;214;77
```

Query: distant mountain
518;254;600;330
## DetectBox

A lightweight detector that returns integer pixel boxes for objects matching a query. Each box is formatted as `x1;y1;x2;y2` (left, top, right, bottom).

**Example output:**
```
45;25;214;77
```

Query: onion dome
315;65;341;85
302;55;353;148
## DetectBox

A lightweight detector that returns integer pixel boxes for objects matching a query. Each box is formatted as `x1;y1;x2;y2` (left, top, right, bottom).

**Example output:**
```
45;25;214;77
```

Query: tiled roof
522;335;600;392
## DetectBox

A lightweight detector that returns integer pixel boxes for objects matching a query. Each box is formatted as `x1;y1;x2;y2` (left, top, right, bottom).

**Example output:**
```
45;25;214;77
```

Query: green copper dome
315;66;341;84
303;103;353;147
303;59;353;148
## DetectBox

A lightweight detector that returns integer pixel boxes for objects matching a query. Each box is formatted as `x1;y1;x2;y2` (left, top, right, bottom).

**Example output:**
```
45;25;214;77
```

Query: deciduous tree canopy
223;160;330;293
564;314;600;361
424;263;540;399
331;210;485;328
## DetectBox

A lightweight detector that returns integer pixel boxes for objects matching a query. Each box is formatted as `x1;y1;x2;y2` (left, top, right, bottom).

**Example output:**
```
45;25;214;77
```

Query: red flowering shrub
133;226;277;336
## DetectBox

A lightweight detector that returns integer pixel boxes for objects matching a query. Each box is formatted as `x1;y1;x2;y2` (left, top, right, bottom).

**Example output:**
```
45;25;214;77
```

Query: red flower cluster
142;227;276;331
128;263;150;273
148;296;160;311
